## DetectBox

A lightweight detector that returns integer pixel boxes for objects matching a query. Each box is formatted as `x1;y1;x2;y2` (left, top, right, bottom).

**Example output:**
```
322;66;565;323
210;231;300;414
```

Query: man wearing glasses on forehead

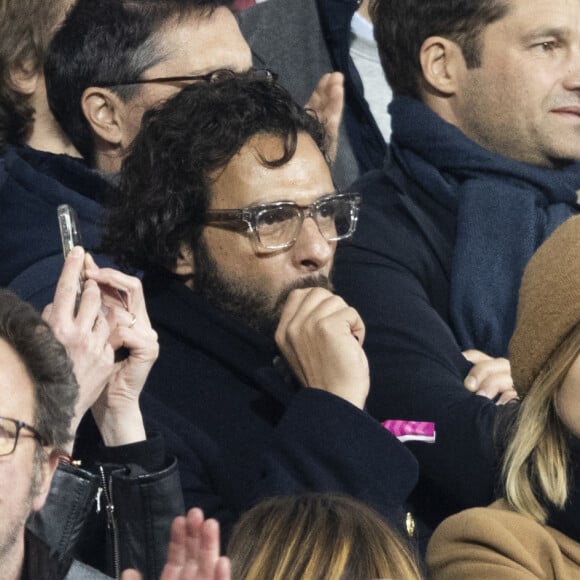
101;76;419;546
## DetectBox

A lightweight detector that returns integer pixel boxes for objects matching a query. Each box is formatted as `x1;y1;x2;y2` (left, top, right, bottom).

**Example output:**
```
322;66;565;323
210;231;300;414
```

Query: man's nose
291;215;334;271
563;50;580;90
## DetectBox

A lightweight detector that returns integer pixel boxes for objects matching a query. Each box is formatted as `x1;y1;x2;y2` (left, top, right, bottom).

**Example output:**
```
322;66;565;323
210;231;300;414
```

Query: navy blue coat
334;163;503;530
0;145;111;310
139;273;419;544
334;147;580;532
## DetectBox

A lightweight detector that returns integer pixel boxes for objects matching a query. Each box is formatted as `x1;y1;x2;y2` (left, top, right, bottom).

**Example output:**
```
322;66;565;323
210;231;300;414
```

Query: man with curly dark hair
101;77;420;549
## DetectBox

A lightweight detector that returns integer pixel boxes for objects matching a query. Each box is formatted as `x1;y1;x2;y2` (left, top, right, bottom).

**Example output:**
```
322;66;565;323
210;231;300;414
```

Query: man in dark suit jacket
101;76;420;547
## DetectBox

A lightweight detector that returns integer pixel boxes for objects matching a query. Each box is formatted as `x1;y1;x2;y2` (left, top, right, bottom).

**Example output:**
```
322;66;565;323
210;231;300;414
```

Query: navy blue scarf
389;96;580;356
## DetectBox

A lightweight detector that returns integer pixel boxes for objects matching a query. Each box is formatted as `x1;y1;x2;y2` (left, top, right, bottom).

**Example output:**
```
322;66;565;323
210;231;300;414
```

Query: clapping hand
121;508;231;580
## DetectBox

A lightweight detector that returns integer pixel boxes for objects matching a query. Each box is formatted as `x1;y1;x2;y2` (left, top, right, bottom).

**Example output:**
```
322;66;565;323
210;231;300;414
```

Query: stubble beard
0;467;39;574
193;238;333;336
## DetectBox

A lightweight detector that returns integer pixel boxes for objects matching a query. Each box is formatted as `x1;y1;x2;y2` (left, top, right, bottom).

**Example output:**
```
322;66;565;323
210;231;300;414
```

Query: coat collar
3;145;109;206
144;272;297;406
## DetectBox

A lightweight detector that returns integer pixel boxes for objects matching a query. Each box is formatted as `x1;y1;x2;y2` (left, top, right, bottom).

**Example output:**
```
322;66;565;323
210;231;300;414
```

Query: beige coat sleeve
426;501;580;580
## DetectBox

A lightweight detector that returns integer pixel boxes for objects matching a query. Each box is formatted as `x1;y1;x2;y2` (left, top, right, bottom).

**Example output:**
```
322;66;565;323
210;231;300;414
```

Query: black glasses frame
205;192;361;251
95;68;278;88
0;416;45;457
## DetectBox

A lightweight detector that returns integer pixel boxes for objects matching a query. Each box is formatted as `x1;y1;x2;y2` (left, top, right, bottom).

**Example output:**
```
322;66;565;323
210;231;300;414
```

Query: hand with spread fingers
462;349;517;405
275;287;369;410
42;246;116;451
121;508;231;580
83;253;159;446
305;72;344;163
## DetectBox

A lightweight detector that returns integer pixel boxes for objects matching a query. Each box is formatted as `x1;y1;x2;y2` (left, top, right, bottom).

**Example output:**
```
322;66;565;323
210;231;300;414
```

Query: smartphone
57;204;83;258
57;204;83;309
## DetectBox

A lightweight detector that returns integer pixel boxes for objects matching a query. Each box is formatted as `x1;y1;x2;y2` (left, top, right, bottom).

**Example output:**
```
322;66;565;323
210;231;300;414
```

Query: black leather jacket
22;529;110;580
28;434;184;580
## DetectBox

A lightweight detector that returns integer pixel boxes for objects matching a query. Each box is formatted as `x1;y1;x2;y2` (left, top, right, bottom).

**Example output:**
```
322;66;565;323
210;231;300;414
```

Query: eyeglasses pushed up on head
0;417;45;457
205;192;361;252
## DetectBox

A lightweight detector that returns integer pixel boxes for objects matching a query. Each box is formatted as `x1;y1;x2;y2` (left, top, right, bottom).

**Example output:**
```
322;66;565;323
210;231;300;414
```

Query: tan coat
427;499;580;579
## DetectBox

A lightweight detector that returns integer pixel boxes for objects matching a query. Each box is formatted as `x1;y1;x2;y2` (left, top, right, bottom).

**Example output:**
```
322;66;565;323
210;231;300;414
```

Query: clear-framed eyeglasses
0;416;45;457
95;67;278;88
205;192;361;251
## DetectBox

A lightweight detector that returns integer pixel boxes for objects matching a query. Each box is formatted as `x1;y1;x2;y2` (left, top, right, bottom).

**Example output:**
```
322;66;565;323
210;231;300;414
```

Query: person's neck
25;119;80;157
357;0;370;21
1;533;25;580
25;89;81;158
94;149;123;174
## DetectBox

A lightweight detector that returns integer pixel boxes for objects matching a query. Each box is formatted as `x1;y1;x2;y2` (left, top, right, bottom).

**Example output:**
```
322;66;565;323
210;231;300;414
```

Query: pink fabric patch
382;420;436;443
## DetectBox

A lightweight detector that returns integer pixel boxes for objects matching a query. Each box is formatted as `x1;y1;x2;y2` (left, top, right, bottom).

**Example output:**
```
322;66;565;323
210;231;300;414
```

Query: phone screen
57;204;83;311
57;204;83;258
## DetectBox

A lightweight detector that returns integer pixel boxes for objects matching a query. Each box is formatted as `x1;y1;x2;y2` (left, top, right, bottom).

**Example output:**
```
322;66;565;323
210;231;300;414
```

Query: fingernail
70;246;83;258
464;376;477;391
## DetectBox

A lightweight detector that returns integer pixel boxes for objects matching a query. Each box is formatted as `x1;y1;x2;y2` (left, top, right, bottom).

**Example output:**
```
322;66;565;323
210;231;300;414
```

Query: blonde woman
427;216;580;579
228;493;422;579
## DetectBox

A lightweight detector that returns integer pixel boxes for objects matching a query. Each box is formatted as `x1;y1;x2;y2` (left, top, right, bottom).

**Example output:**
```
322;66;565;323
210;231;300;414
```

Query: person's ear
31;451;59;513
81;86;125;148
8;58;40;95
174;244;195;277
419;36;467;97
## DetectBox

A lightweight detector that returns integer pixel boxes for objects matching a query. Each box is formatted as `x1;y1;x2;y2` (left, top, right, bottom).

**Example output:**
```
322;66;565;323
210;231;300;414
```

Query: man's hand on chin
275;287;369;410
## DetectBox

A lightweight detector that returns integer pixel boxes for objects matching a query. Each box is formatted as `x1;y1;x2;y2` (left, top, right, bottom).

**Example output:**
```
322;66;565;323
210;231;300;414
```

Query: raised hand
43;247;115;450
275;287;369;409
121;508;231;580
305;72;344;163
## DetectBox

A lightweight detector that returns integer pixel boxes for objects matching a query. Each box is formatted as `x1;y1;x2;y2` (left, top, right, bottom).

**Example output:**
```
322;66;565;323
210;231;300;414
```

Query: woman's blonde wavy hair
228;493;422;580
503;324;580;523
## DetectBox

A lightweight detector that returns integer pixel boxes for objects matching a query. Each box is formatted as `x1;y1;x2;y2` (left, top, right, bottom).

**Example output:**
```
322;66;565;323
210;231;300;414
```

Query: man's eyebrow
521;26;571;43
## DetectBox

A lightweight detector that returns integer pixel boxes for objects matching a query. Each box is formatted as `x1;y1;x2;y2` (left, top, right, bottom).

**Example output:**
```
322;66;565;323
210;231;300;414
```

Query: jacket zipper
99;465;120;579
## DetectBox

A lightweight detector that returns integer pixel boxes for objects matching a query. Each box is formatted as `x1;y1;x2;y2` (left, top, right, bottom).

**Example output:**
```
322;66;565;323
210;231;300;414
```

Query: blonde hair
503;324;580;523
228;493;422;580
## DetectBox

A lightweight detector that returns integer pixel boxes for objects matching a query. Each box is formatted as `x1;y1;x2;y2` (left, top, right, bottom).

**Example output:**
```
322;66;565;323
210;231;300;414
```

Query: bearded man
101;76;419;546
